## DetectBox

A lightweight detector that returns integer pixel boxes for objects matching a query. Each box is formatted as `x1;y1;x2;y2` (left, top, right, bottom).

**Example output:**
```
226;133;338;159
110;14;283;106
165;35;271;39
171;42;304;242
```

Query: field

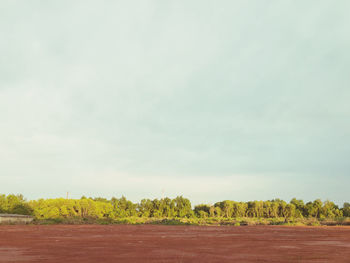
0;225;350;262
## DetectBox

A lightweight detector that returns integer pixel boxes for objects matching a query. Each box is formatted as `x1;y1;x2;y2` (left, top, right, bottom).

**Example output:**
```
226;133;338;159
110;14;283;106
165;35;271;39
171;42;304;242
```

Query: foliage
0;194;348;226
0;194;33;215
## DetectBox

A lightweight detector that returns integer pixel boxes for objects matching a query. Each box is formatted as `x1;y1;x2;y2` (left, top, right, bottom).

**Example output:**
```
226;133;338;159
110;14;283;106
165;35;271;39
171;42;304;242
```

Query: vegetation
0;194;349;226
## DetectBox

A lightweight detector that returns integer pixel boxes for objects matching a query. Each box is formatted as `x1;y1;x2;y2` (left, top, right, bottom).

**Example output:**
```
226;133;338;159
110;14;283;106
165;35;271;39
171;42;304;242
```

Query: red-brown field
0;225;349;262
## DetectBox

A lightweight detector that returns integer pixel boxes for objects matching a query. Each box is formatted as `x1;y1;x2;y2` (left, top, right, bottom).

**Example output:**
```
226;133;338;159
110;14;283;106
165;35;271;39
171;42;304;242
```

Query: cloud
1;1;349;204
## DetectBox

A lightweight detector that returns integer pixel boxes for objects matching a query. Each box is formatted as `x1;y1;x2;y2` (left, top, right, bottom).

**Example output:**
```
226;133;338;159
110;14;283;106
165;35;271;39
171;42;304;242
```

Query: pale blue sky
1;1;349;205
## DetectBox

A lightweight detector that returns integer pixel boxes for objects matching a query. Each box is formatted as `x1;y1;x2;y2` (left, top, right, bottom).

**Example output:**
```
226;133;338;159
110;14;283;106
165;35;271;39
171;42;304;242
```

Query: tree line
0;194;349;220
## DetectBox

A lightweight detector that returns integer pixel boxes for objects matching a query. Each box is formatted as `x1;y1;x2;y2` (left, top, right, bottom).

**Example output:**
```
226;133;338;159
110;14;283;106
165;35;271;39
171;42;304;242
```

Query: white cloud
1;0;349;204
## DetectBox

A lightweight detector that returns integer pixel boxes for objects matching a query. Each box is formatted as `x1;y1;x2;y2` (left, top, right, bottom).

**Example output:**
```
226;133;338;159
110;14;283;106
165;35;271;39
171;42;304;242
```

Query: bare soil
0;225;349;262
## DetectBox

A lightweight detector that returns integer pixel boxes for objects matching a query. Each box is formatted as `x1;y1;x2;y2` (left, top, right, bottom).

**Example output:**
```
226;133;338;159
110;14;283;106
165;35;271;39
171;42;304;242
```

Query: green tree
343;202;350;217
194;204;210;218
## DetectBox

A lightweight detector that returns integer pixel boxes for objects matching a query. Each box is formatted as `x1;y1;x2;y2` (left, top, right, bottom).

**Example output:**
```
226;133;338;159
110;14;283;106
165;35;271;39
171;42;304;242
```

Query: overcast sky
1;1;349;205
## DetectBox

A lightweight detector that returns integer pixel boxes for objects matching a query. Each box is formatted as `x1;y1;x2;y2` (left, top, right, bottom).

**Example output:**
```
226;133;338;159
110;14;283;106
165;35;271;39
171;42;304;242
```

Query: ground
0;225;349;262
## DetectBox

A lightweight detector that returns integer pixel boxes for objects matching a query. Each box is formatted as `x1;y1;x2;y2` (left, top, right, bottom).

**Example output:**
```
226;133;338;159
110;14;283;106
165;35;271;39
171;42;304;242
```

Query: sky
1;1;349;205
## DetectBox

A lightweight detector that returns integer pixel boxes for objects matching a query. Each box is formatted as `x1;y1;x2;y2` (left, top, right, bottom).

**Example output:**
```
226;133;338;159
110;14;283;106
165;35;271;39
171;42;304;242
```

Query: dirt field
0;225;349;262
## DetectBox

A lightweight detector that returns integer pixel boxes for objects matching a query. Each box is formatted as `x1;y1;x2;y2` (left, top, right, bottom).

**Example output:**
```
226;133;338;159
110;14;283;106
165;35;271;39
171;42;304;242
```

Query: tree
174;196;193;218
0;193;348;222
194;204;210;218
290;198;305;218
343;203;350;217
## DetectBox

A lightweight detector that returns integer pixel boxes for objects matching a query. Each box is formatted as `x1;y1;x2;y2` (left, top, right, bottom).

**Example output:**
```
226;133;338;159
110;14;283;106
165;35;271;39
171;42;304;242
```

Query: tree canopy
0;194;347;221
